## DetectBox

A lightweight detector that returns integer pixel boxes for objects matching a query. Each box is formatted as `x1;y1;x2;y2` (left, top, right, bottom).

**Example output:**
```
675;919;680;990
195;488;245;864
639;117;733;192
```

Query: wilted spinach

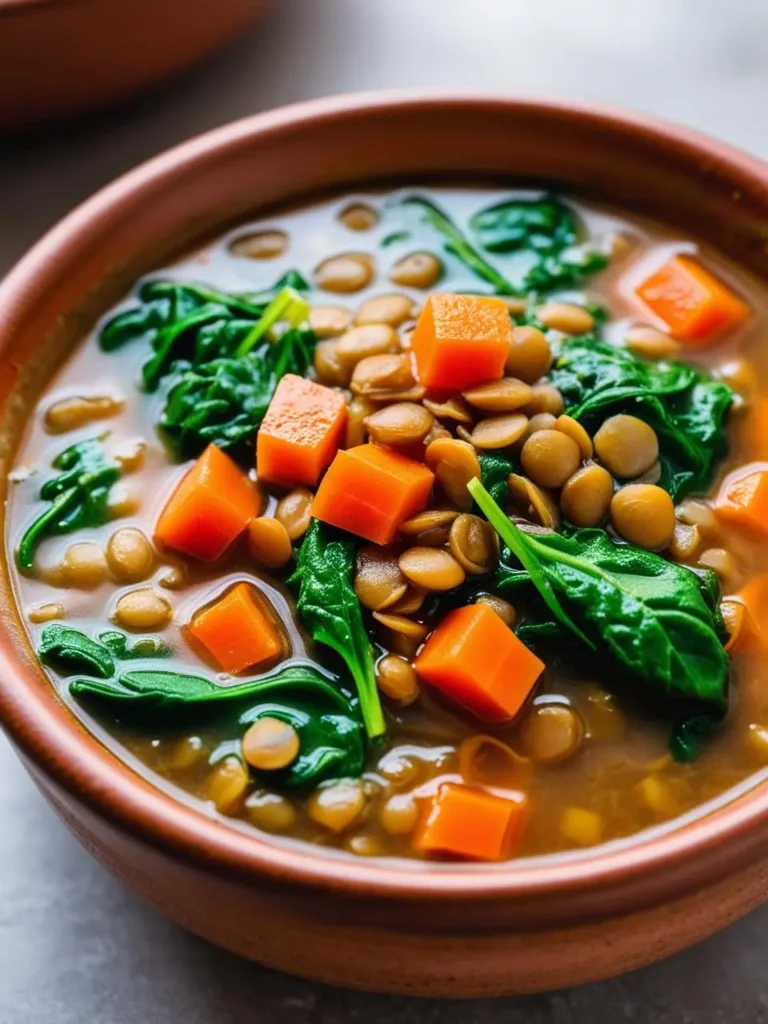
469;479;729;748
471;195;579;254
478;452;516;506
38;623;168;678
100;272;308;354
102;277;315;462
549;337;733;501
290;520;385;741
17;438;121;571
470;195;608;292
70;663;364;788
160;290;314;460
398;196;518;295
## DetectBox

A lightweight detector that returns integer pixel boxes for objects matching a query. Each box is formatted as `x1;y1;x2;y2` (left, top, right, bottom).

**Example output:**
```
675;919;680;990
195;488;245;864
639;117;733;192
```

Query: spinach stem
235;287;310;358
467;477;595;649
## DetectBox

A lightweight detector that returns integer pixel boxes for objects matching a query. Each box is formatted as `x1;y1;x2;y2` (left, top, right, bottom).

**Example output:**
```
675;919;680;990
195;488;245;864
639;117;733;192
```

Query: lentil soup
7;187;768;862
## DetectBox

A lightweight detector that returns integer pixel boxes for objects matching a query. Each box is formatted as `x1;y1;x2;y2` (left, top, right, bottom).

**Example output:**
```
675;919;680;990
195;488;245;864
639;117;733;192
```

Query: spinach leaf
523;249;609;292
470;479;729;715
398;196;518;295
99;272;308;354
470;195;579;255
39;624;116;678
290;520;385;740
478;452;516;506
470;196;609;292
670;713;723;763
549;337;733;501
16;438;121;571
102;281;315;463
70;663;364;787
160;318;315;461
38;624;169;678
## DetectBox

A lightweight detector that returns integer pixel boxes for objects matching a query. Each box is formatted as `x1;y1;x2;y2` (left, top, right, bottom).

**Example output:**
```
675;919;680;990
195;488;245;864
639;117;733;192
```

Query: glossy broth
7;187;768;861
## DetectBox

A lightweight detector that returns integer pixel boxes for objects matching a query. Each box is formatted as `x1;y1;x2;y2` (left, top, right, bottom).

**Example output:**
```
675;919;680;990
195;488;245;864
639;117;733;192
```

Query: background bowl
1;94;768;996
0;0;266;128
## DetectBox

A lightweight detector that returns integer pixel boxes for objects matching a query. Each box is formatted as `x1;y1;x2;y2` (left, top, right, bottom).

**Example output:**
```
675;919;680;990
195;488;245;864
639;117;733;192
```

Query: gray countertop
2;1;768;1020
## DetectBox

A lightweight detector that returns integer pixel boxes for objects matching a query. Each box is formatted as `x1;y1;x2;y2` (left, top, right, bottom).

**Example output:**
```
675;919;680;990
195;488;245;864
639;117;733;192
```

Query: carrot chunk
414;783;528;861
188;582;283;674
312;443;434;545
415;603;544;721
257;373;347;487
635;255;750;345
155;444;260;561
410;292;512;390
728;575;768;654
716;465;768;538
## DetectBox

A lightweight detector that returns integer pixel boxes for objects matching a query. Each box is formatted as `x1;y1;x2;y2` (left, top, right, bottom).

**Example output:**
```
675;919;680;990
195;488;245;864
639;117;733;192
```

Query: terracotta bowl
2;94;768;997
0;0;265;128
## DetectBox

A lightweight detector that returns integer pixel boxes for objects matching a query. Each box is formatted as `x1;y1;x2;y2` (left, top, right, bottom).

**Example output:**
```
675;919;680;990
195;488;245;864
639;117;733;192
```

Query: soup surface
7;187;768;863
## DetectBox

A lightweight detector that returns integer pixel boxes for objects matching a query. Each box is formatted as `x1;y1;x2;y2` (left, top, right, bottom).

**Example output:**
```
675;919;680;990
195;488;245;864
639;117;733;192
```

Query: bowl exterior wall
27;756;768;996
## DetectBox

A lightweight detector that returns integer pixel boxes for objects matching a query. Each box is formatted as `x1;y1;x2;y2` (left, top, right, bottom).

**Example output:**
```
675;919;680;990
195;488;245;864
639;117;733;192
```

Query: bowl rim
2;89;768;910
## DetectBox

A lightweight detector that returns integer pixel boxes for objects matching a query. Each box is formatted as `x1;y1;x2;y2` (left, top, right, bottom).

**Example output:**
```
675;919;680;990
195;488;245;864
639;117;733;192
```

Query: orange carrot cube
635;255;750;345
188;582;283;674
730;575;768;654
311;443;434;545
716;466;768;538
155;444;260;561
410;292;512;390
415;603;544;721
257;373;347;487
414;783;528;861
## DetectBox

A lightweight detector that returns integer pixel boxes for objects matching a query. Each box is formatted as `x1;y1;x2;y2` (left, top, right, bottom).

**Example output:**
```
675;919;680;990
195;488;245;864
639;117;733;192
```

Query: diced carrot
188;582;283;674
311;443;434;545
724;575;768;654
748;400;768;461
635;255;750;345
410;292;512;390
155;444;260;561
716;464;768;538
257;373;347;487
413;782;528;861
415;603;544;721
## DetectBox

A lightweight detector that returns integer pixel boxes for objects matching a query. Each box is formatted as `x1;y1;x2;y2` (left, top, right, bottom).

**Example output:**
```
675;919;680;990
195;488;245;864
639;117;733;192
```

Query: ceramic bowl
1;94;768;997
0;0;265;127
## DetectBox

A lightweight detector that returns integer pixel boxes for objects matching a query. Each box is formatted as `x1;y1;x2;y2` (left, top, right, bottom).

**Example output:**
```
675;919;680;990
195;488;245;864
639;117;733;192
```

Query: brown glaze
0;0;265;127
1;95;768;993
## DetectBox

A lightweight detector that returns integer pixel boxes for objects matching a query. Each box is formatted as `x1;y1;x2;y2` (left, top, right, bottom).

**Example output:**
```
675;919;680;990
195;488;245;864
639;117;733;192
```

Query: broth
7;187;768;861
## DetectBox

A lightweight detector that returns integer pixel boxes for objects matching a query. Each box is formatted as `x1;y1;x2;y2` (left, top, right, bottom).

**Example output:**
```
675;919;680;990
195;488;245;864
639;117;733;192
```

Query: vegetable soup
7;188;768;862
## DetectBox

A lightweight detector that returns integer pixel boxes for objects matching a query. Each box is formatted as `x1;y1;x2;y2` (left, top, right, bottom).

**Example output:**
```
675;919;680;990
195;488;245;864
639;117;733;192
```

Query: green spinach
37;623;169;678
99;272;308;354
100;275;309;392
17;438;121;571
39;624;117;678
469;479;729;717
71;664;364;787
470;196;608;292
470;195;579;254
478;452;516;506
398;196;518;295
549;337;733;501
160;318;314;460
290;520;385;740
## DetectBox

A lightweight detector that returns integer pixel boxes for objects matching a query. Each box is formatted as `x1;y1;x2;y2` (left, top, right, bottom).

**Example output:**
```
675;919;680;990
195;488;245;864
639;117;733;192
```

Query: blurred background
2;1;768;1021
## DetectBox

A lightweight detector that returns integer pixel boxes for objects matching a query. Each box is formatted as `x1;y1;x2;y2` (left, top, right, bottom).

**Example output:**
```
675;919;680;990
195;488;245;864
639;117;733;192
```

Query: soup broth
7;187;768;862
